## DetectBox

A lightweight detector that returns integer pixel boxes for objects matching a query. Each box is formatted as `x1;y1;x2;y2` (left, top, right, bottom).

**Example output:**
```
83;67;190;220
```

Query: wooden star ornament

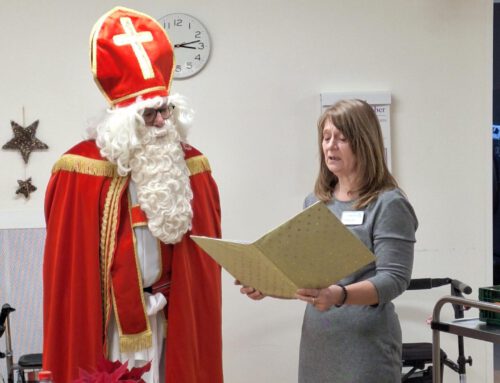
2;120;48;163
16;177;37;199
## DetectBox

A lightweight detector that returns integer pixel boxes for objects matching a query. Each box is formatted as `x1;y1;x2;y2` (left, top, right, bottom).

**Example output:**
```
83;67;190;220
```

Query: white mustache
151;126;168;137
147;119;176;139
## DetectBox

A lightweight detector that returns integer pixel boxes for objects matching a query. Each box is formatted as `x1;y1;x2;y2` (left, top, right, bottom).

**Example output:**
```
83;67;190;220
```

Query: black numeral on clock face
158;14;209;78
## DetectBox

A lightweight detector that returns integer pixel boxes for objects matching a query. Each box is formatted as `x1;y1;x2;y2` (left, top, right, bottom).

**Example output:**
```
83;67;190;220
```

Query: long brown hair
314;99;398;208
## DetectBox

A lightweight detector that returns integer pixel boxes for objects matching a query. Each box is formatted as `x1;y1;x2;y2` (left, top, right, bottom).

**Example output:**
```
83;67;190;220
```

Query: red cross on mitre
90;7;175;107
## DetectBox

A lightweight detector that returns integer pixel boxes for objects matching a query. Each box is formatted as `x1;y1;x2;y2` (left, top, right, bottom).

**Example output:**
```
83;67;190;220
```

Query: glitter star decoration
2;120;48;163
16;177;37;199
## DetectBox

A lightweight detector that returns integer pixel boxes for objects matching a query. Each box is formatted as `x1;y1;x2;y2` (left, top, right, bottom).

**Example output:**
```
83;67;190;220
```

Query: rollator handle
451;279;472;295
408;278;451;290
0;304;15;328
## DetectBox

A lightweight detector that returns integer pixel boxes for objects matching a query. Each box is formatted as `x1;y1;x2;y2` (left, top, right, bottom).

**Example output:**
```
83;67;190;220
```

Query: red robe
43;140;223;383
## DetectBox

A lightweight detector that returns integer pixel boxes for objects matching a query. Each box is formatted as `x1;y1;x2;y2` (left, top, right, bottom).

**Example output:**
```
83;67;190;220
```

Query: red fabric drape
43;140;223;383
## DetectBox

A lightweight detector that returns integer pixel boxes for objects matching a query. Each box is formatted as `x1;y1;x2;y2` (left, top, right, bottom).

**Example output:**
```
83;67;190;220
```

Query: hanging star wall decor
16;177;37;199
2;120;48;163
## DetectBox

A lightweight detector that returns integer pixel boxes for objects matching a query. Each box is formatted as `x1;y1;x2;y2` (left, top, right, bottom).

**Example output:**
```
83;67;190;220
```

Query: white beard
129;120;193;244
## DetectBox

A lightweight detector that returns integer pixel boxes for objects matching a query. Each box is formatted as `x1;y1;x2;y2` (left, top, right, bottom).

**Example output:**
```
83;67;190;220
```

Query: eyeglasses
142;104;175;124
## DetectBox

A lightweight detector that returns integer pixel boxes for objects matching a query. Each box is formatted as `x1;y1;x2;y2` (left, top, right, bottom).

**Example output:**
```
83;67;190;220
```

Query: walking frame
0;304;42;383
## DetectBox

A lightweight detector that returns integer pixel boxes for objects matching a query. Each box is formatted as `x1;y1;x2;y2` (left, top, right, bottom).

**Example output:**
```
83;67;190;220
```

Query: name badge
341;211;364;225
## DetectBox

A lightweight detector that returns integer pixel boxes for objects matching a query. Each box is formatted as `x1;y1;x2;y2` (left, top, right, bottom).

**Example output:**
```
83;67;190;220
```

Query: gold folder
191;201;375;298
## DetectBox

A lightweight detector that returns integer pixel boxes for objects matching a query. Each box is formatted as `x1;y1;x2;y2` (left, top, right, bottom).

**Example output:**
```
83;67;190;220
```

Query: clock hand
180;40;200;46
174;40;201;48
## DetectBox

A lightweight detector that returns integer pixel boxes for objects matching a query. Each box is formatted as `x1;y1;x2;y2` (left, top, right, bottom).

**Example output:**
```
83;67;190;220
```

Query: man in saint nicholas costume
42;7;223;383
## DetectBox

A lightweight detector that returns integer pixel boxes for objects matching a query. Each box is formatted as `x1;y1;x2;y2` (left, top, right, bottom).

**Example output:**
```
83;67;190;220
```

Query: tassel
52;154;117;177
119;331;153;353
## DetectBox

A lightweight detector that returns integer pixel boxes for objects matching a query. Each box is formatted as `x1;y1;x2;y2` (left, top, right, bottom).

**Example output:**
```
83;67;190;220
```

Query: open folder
191;201;375;298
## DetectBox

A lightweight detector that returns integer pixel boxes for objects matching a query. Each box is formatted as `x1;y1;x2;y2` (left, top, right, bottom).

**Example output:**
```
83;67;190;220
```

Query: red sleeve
166;152;224;382
43;165;108;383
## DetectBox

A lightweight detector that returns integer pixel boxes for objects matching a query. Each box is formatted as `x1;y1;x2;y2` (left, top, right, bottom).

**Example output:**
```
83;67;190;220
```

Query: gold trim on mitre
90;7;118;106
186;155;211;176
111;86;167;106
52;154;118;177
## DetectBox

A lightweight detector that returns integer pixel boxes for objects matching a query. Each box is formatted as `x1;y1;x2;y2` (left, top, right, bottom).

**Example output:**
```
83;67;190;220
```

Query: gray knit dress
299;189;418;383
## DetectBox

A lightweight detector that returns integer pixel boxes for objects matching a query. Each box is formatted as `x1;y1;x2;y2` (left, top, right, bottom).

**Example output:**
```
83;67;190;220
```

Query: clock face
158;13;211;79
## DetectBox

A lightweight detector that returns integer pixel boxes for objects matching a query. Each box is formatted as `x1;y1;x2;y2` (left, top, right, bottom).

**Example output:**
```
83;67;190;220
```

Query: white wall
0;1;493;382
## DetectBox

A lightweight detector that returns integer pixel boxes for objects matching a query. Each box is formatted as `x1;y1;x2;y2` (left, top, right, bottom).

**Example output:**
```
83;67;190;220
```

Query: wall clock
158;13;211;79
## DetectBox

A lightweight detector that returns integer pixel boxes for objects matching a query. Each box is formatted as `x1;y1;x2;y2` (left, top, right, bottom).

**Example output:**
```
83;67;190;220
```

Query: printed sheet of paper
191;202;375;298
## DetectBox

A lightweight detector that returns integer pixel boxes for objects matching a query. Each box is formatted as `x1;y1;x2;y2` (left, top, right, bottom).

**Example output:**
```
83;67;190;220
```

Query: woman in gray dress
241;99;417;382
